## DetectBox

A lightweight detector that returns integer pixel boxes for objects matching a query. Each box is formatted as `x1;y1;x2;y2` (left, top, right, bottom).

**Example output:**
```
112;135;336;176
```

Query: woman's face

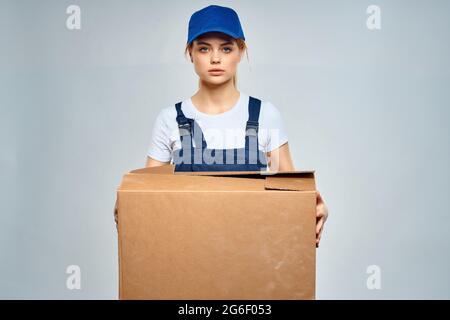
190;32;243;85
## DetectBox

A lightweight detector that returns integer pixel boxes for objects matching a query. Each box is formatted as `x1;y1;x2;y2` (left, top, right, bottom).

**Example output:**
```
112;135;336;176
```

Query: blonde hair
184;38;249;88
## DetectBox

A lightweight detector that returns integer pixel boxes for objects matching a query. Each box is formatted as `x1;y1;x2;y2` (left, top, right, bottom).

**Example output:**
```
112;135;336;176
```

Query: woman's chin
201;76;232;85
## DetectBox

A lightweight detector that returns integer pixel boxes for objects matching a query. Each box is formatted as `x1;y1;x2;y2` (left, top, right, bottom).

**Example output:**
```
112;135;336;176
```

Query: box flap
174;168;315;178
264;174;316;191
129;165;175;174
130;164;315;178
119;173;267;191
120;165;315;192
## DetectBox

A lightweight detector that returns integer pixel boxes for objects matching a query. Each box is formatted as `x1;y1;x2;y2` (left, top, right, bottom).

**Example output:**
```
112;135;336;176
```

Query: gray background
1;0;449;299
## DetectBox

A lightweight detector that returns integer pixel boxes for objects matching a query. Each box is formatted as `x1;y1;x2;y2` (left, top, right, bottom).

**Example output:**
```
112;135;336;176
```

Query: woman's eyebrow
196;41;233;46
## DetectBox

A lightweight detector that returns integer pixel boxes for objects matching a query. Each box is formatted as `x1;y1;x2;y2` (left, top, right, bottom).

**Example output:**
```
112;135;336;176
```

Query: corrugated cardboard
116;164;317;299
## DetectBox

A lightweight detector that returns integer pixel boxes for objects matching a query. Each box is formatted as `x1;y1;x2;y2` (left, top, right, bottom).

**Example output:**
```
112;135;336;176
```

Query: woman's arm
145;156;170;168
267;142;329;247
266;142;295;171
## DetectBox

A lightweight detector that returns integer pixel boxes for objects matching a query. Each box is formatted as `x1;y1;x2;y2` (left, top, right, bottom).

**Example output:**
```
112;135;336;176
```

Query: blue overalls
173;96;268;172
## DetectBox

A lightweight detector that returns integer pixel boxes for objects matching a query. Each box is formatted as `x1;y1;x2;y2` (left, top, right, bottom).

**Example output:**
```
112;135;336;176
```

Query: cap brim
188;28;244;44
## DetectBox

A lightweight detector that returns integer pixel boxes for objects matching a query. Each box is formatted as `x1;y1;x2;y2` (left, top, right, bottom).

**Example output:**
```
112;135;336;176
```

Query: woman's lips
208;70;225;76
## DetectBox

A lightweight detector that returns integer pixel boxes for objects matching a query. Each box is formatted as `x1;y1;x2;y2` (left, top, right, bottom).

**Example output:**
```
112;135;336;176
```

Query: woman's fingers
316;191;323;204
318;224;324;238
316;225;324;247
316;207;324;218
316;216;324;234
315;190;327;248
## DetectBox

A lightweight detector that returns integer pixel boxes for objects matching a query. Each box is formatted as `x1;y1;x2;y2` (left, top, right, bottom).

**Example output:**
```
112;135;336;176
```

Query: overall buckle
178;122;192;137
245;121;259;137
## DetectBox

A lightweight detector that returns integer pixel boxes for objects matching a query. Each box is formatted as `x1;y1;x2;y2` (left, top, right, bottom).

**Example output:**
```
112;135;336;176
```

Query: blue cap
187;5;245;45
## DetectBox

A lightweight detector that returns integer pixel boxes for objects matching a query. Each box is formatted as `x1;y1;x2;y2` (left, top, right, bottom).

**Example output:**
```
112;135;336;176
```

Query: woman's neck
191;80;240;115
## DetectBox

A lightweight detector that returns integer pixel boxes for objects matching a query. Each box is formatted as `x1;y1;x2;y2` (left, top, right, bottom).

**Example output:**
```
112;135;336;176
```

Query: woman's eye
198;47;232;53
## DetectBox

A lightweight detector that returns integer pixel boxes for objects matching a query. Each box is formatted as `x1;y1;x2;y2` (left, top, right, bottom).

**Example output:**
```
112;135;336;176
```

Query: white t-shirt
147;92;289;163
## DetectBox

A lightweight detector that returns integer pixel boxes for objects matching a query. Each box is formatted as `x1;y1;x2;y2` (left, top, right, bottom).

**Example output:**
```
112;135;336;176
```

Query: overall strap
245;97;262;164
175;102;191;135
175;102;207;149
175;102;194;155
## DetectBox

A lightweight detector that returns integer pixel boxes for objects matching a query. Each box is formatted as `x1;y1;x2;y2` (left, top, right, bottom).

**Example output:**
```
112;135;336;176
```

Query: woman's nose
210;52;221;63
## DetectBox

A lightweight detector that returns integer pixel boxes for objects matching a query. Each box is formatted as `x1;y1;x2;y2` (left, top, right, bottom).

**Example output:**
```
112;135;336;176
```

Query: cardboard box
116;164;317;299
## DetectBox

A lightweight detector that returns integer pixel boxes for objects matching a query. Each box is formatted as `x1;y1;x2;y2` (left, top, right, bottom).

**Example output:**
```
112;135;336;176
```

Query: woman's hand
315;191;328;248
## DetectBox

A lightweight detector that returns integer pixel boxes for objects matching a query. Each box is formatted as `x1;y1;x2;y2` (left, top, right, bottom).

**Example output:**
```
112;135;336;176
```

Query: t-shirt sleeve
146;109;172;162
264;101;289;152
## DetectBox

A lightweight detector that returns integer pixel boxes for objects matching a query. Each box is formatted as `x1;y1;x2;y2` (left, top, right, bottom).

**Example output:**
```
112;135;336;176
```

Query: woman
145;5;328;247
